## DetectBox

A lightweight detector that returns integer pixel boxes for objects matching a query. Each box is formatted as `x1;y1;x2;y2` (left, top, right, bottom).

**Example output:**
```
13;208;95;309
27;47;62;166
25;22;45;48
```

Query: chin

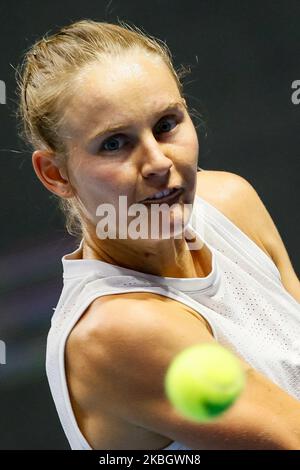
148;204;192;241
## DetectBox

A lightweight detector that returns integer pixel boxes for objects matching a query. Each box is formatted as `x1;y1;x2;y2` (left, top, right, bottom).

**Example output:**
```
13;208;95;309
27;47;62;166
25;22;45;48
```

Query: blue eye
101;135;127;153
99;116;179;153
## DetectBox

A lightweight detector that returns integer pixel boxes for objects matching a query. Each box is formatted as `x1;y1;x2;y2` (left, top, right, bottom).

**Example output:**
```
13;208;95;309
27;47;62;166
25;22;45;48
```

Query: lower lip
141;188;183;204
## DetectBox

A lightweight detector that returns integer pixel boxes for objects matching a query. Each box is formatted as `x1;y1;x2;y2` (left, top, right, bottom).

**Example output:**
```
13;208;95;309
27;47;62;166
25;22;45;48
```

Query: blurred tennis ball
164;343;245;422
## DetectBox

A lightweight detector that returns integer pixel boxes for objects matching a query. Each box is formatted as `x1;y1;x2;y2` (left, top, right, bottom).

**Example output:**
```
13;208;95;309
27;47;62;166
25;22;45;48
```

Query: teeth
150;188;174;200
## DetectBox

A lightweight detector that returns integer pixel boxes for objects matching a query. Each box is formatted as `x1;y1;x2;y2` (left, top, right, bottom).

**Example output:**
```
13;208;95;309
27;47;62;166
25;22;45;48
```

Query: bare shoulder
65;292;215;449
66;290;300;450
65;291;215;402
67;291;214;356
196;169;257;214
196;169;272;259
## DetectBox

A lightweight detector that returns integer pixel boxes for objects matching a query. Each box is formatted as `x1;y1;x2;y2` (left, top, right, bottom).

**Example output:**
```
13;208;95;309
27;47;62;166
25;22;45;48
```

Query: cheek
68;163;106;209
76;164;132;209
177;121;199;162
185;124;199;157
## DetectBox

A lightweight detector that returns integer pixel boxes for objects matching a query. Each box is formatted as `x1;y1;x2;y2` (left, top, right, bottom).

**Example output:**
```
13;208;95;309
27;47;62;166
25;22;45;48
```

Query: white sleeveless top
46;194;300;450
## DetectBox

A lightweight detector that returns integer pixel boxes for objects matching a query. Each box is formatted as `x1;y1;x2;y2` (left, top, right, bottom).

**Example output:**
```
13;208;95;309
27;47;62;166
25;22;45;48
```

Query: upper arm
255;200;300;303
86;292;300;450
198;170;300;303
226;172;300;303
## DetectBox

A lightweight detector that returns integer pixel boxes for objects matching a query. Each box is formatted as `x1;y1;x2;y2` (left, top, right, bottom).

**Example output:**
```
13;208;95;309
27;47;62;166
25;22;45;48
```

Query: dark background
0;0;299;449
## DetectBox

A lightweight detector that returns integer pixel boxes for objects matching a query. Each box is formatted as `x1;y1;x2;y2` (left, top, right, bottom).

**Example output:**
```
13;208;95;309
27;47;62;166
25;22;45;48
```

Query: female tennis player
16;19;300;450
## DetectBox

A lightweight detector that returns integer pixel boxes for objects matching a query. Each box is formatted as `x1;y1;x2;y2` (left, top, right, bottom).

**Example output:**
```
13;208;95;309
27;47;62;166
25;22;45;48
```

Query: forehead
62;52;181;136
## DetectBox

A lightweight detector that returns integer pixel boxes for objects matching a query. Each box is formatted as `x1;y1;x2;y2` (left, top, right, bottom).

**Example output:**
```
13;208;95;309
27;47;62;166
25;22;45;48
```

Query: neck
81;229;212;279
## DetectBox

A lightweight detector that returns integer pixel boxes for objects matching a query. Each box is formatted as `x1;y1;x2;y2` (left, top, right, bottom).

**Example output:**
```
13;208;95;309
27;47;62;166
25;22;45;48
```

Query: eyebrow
89;100;186;141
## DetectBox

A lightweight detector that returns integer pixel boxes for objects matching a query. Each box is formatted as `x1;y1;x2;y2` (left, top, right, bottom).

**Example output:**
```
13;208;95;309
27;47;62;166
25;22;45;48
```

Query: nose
140;137;173;178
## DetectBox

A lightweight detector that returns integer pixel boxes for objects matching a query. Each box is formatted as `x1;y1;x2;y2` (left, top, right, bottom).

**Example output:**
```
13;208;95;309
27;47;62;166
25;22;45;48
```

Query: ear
32;149;73;198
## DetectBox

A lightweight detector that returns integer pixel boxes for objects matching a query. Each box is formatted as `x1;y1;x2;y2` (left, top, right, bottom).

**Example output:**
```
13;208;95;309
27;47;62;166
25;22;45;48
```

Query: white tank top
46;194;300;450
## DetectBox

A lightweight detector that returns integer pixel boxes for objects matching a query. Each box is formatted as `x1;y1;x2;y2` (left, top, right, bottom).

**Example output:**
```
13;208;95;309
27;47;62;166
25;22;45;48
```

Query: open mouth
141;187;183;204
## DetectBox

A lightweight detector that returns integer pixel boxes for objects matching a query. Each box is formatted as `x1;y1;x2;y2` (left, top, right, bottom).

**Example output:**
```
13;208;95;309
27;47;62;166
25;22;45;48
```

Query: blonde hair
16;18;200;241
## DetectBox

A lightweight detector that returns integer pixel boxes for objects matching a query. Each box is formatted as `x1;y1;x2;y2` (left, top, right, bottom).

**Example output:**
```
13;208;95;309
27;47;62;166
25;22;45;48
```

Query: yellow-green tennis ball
164;343;245;422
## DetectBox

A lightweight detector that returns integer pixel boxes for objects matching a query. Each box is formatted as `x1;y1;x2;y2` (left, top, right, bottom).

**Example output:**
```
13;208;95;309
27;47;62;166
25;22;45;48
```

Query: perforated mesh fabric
46;194;300;450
